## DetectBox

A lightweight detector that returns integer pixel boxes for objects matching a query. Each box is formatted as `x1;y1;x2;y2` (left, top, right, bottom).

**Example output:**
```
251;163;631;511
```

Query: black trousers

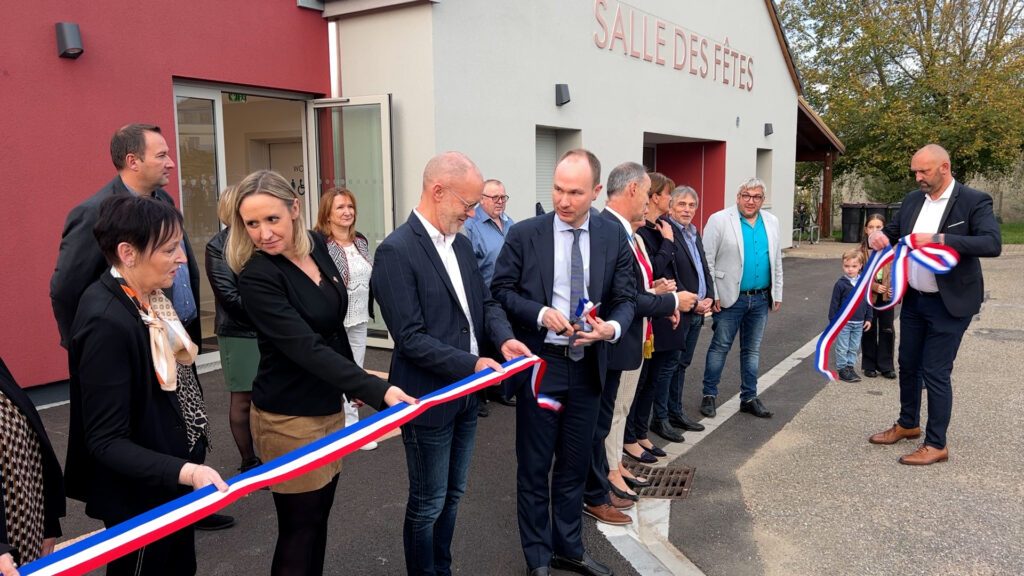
862;295;895;372
895;290;972;449
515;349;601;571
623;353;666;444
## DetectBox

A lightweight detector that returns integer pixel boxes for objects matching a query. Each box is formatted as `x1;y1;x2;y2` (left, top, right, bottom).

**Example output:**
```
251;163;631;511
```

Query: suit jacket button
461;328;469;334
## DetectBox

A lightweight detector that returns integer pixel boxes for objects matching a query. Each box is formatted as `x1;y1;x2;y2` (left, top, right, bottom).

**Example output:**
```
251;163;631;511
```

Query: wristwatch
931;233;942;244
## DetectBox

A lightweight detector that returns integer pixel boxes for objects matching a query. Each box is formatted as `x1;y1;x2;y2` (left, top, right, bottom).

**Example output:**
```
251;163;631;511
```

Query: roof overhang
796;96;845;161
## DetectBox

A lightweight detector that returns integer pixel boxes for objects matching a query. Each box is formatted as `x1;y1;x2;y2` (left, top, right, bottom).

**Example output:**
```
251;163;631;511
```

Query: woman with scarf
65;195;228;576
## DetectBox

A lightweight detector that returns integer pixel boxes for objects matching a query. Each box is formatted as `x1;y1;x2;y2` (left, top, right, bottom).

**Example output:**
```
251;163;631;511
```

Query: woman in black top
65;195;228;576
227;170;415;576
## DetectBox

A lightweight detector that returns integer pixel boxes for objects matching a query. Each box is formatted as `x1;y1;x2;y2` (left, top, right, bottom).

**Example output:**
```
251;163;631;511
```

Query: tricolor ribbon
20;356;544;576
814;236;959;380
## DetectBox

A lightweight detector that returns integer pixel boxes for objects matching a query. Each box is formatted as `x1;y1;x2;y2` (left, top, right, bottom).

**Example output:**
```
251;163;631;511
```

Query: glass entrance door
307;95;395;347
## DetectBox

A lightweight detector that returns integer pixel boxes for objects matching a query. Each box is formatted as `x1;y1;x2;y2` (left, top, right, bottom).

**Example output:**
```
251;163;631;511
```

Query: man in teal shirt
699;178;784;419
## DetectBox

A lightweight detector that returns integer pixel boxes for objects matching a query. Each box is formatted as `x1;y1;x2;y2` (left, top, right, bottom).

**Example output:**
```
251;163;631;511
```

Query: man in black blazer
582;163;691;527
867;144;1001;465
50;124;202;350
651;186;716;433
492;149;636;576
371;152;530;576
49;124;229;529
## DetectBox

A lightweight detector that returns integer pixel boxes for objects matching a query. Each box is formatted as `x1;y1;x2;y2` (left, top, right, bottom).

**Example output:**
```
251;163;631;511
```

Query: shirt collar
413;208;456;246
554;213;590;234
927;179;956;203
604;207;634;240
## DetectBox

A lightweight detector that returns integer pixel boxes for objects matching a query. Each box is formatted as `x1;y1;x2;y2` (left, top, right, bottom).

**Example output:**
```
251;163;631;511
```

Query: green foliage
780;0;1024;182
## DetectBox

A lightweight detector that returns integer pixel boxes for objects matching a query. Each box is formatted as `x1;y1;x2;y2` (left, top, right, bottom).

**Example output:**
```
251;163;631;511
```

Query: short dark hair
559;149;602;188
111;124;161;170
94;194;183;266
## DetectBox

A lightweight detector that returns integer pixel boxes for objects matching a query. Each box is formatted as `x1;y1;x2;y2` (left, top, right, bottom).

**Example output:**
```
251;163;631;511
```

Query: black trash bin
886;202;902;224
840;203;865;243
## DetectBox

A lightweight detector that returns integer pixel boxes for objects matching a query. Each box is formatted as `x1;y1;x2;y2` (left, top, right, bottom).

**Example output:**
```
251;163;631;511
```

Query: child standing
829;248;874;382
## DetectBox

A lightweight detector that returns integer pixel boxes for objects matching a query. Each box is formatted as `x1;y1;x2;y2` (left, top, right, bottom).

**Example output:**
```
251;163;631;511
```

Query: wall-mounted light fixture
56;22;84;59
764;122;774;136
555;84;571;107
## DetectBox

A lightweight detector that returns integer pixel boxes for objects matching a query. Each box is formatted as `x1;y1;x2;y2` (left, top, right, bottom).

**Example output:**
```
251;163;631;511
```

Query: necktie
569;228;585;361
633;237;655;359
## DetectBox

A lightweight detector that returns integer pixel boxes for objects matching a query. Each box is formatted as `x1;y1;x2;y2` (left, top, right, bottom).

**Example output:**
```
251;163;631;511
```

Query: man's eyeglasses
483;194;510;203
740;193;765;202
446;187;479;212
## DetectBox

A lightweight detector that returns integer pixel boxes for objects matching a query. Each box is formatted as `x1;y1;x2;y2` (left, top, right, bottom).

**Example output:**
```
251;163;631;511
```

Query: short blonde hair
842;248;865;264
217;185;238;226
226;170;311;273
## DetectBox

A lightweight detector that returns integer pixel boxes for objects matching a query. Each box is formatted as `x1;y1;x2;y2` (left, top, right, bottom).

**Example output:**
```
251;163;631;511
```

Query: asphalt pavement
31;242;1024;575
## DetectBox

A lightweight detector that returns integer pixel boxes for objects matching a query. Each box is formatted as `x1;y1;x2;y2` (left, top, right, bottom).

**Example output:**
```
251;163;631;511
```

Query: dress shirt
413;210;478;355
671;217;708;300
909;179;955;293
739;210;771;291
463;209;515;286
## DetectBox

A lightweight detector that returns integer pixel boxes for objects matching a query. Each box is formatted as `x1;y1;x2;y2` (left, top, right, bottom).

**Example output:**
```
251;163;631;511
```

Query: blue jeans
401;397;478;576
655;313;705;420
834;321;863;369
702;293;769;402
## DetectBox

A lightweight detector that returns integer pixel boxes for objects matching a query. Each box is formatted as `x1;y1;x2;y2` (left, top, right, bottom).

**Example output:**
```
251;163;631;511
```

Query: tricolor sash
814;236;959;380
20;356;544;576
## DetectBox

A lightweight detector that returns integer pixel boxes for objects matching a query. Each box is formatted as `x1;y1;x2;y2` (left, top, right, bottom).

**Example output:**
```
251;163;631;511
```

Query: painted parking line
598;334;821;575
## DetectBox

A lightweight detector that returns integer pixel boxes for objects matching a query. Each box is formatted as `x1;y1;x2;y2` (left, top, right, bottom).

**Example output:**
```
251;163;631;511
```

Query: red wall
0;1;331;386
655;141;728;232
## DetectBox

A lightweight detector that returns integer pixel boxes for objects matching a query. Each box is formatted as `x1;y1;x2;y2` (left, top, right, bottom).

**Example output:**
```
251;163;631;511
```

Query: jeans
654;313;705;420
701;293;769;402
834;321;864;369
401;397;478;576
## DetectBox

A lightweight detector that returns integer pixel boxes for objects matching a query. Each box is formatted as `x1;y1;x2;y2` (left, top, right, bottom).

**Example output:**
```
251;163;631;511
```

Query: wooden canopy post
819;152;833;237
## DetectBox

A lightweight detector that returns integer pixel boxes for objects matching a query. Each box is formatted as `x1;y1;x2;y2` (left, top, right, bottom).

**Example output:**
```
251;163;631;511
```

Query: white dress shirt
413;209;478;355
909;179;955;293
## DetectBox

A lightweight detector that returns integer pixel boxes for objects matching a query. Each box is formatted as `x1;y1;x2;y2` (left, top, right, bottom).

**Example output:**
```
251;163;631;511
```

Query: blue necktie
569;228;585;361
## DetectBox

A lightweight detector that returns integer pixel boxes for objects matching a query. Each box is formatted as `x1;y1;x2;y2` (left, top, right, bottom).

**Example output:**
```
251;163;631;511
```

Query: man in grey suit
699;178;784;419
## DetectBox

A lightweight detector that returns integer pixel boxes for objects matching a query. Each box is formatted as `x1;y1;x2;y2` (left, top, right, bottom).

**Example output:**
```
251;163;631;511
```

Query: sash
814;236;959;380
20;356;544;576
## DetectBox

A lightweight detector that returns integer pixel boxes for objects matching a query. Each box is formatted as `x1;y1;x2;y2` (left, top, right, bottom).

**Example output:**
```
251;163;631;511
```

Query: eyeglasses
739;193;765;202
445;187;479;212
483;194;510;203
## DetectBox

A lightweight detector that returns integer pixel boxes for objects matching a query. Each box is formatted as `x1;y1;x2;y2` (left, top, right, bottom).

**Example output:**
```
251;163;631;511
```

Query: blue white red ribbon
20;356;544;576
814;236;959;380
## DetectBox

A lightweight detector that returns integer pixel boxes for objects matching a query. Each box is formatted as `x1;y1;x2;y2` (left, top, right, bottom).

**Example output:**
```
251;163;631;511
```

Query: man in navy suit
867;144;1001;465
371;152;531;576
492;149;636;576
583;163;693;527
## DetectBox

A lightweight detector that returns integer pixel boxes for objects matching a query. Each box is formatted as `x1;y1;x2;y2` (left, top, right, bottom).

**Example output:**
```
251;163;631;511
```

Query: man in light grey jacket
699;178;783;419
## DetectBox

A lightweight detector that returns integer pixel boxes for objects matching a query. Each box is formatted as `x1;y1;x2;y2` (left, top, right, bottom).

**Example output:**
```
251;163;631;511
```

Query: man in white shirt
867;144;1001;466
371;152;530;575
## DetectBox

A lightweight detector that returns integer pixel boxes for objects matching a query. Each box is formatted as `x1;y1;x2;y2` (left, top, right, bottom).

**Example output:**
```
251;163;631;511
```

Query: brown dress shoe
868;423;922;445
583;503;632;526
899;444;949;465
608;491;635;511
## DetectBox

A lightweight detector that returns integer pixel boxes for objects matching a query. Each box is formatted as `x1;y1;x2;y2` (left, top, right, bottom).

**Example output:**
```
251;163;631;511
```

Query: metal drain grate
624;463;695;499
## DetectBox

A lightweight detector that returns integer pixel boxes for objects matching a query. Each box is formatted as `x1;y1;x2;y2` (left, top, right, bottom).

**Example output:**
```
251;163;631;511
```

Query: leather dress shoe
882;371;897;379
700;395;717;418
583;503;632;526
669;412;706;432
899;444;949;465
529;567;550;576
740;398;773;418
195;513;235;531
609;483;639;503
641;443;667;457
607;490;636;510
551;551;613;576
650;420;685;443
623;448;657;464
496;394;517;407
863;369;879;378
868;422;922;445
477;402;490;418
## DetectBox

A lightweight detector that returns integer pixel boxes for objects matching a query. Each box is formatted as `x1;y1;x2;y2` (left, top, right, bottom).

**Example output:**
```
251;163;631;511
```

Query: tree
780;0;1024;189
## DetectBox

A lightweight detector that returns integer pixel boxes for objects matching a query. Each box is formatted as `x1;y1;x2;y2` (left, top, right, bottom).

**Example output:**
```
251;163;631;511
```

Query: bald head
910;143;953;197
422;151;481;191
